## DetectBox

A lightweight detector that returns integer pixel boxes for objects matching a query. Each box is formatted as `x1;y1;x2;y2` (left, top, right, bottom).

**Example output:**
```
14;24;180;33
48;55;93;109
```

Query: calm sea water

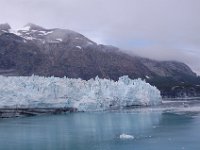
0;107;200;150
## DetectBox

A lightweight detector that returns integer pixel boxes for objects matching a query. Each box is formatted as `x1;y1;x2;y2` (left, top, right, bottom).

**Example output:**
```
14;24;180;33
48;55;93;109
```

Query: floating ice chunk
120;134;134;139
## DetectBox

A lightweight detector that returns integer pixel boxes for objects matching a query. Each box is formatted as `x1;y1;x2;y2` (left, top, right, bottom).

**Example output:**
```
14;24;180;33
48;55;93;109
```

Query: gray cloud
0;0;200;74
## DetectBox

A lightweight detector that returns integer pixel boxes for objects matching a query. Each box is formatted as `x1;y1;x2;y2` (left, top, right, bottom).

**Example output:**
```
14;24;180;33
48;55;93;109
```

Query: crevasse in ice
0;75;162;111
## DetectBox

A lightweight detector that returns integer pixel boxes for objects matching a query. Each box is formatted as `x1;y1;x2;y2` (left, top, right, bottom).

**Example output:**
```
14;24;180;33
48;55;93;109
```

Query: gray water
0;108;200;150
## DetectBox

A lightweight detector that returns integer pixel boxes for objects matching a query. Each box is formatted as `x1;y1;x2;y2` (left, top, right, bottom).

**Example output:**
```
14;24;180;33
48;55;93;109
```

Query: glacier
0;75;161;111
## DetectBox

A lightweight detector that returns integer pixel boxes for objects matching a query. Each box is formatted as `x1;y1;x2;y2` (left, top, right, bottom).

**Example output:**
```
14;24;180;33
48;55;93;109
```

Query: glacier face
0;75;161;111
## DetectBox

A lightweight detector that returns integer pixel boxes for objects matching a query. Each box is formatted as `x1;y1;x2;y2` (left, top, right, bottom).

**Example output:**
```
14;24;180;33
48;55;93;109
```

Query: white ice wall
0;75;161;111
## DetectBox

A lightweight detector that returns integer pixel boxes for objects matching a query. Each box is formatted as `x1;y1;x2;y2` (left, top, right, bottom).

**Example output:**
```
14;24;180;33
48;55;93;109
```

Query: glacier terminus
0;75;161;111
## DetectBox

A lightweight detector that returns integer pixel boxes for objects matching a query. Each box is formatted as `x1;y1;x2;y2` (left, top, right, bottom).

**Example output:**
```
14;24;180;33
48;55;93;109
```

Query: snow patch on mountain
76;46;82;49
56;38;63;42
9;29;22;36
20;25;31;31
0;23;98;49
1;30;7;33
146;75;150;79
0;75;161;111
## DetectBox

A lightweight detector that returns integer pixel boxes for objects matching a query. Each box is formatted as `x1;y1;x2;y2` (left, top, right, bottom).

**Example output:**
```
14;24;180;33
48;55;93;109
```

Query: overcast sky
0;0;200;74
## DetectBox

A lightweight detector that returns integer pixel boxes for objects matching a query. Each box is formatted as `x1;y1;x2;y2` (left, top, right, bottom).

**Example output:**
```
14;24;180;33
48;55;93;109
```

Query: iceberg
119;134;134;139
0;75;161;111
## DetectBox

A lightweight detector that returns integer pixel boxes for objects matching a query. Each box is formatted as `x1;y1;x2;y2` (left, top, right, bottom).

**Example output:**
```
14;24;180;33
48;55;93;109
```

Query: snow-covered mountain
0;23;199;97
17;23;96;47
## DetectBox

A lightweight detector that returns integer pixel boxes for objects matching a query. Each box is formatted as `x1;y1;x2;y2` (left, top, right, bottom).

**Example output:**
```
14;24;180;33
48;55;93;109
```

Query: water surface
0;106;200;150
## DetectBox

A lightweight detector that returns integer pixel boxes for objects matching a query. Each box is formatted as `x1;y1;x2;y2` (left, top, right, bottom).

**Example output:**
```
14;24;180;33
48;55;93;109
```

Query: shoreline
162;97;200;101
0;107;77;118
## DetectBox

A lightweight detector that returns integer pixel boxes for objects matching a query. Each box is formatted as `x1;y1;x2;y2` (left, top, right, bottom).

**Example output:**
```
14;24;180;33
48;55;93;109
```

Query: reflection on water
0;109;200;150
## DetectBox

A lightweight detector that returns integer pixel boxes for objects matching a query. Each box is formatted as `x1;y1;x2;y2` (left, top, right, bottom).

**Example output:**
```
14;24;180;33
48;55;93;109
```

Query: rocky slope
0;23;199;97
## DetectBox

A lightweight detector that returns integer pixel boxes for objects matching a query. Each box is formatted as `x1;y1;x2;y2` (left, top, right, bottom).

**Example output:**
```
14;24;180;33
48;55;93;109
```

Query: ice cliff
0;75;161;111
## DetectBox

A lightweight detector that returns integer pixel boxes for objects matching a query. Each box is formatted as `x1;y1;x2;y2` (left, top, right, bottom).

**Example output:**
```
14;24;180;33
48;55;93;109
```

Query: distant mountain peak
23;23;46;31
0;23;11;33
12;23;96;46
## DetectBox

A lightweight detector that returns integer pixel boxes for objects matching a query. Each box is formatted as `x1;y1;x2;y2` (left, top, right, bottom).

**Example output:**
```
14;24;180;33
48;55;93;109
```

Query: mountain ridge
0;23;199;97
